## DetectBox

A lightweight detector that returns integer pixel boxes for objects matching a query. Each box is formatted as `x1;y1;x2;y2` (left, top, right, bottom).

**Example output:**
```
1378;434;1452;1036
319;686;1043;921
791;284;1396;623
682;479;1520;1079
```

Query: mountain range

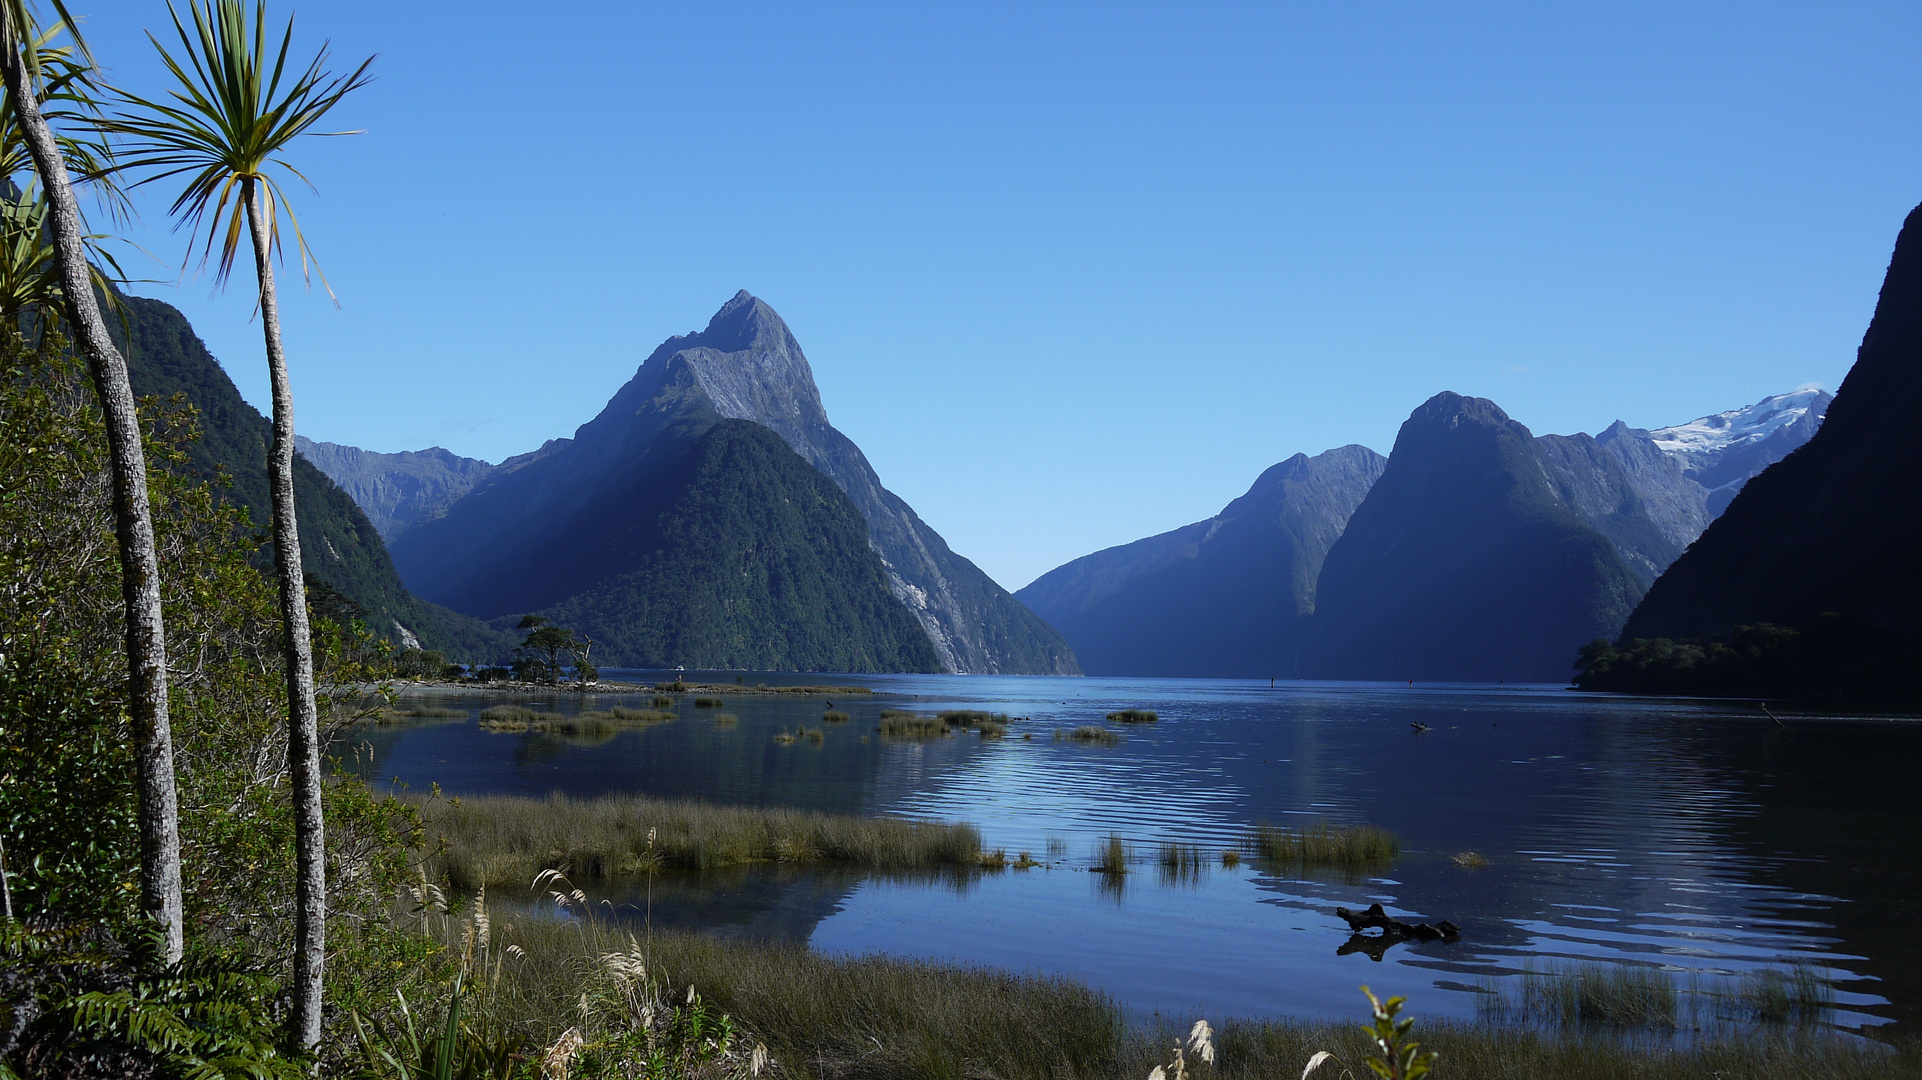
1020;388;1828;682
108;293;510;659
292;438;496;542
372;292;1077;674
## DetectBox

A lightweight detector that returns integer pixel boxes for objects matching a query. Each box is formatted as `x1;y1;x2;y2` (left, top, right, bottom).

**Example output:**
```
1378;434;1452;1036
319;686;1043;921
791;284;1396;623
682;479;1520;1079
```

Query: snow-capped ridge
1649;389;1832;458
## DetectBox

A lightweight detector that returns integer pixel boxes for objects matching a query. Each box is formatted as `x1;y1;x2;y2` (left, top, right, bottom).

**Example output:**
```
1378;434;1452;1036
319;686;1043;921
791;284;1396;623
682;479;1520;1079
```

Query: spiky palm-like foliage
103;0;372;1052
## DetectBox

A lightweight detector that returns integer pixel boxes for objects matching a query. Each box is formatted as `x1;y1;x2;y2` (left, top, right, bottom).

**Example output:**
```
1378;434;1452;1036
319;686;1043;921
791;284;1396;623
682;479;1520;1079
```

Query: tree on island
513;615;595;684
103;0;372;1050
0;1;185;963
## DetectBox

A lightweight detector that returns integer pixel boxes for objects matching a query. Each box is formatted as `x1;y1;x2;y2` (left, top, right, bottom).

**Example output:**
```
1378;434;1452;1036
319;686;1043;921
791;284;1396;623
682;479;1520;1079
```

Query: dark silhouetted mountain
390;291;1076;674
1312;392;1646;681
1621;202;1922;652
295;438;494;541
529;420;941;671
111;294;512;661
1016;445;1384;677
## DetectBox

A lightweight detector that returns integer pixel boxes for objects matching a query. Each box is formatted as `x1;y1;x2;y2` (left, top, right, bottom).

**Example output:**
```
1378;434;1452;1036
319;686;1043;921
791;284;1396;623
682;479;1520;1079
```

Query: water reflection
349;673;1922;1033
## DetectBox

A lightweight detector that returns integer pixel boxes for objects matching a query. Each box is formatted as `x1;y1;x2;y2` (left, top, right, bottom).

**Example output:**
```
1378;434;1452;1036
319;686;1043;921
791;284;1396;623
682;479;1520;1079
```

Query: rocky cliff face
1623;202;1922;643
1016;445;1384;677
1312;393;1646;681
390;291;1078;675
294;438;494;541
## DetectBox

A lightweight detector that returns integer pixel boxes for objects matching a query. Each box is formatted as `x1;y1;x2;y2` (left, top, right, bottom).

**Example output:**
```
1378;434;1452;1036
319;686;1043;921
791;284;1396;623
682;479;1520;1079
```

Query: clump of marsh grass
879;714;947;739
383;704;468;719
1740;965;1834;1025
1452;851;1489;869
1107;709;1158;724
939;709;1010;728
1062;725;1123;746
655;680;690;693
1046;835;1069;857
772;731;798;745
1094;834;1130;876
1246;821;1399;868
1220;850;1241;868
712;713;739;725
977;721;1006;739
650;695;675;707
1157;842;1207;886
1484;961;1679;1028
413;792;984;887
477;705;675;734
800;727;826;744
977;849;1008;870
693;697;724;708
1013;852;1041;870
822;710;851;723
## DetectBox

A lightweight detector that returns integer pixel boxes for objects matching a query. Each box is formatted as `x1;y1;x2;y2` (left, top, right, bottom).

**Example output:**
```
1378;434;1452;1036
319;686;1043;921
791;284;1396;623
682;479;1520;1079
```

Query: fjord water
350;675;1922;1034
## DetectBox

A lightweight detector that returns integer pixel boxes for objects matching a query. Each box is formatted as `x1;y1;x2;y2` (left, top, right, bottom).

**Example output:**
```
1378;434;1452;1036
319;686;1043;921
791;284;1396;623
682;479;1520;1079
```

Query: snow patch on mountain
1648;389;1830;460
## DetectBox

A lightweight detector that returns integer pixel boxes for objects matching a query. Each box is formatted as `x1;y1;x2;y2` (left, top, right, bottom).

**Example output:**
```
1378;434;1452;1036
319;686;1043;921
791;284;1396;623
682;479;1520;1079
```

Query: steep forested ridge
1617;201;1922;666
534;420;942;671
1311;393;1645;681
111;293;511;660
1016;445;1384;677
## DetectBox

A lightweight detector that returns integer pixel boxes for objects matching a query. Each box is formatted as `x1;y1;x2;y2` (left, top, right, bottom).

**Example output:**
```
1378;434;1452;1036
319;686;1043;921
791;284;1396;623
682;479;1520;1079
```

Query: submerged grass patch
475;704;675;733
693;696;724;708
1246;821;1400;867
1107;709;1158;724
1481;960;1840;1033
1061;725;1123;746
415;792;982;888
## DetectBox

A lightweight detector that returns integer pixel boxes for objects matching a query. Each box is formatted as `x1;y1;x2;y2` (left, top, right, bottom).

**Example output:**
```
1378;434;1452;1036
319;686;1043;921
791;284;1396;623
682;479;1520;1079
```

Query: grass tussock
1246;821;1400;867
711;712;739;725
1106;709;1158;724
1061;725;1123;746
879;713;948;739
822;710;851;723
476;704;675;734
693;696;724;708
938;709;1010;728
1486;962;1680;1028
1220;849;1241;868
383;704;468;719
416;793;982;888
650;695;675;707
1094;834;1130;875
977;721;1006;738
1157;842;1207;885
1453;850;1490;869
1741;965;1835;1025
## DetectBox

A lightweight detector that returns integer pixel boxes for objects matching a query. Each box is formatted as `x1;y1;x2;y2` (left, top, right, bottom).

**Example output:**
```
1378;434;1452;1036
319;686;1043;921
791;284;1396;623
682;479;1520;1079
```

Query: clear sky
73;1;1922;592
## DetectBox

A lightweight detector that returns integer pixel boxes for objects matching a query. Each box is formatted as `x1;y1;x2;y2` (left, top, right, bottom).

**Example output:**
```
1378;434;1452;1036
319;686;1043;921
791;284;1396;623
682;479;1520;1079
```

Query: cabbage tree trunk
242;176;325;1050
0;31;182;962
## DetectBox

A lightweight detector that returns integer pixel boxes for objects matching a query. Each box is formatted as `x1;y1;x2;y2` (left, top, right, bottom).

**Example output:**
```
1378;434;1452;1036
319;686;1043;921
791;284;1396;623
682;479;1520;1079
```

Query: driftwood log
1336;902;1460;943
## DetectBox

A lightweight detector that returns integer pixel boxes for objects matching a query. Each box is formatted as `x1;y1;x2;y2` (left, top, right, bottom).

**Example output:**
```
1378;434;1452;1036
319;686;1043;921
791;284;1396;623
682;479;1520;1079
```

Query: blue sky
76;1;1922;591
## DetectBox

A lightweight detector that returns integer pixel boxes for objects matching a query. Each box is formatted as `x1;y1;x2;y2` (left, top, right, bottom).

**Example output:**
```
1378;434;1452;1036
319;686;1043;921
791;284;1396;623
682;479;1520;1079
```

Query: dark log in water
1336;902;1461;943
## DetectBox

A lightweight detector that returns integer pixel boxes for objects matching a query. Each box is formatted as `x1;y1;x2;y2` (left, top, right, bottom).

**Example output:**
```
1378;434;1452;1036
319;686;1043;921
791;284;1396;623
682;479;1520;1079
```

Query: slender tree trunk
0;30;182;962
242;179;325;1050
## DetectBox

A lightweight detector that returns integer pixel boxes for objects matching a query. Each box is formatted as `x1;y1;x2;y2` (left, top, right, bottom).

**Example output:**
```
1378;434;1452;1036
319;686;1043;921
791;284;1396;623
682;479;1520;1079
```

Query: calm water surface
348;674;1922;1035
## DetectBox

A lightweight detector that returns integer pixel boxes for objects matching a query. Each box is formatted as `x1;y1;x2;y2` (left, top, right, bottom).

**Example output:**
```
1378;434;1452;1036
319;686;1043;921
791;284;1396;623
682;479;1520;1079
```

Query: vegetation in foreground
417;793;983;888
441;895;1914;1080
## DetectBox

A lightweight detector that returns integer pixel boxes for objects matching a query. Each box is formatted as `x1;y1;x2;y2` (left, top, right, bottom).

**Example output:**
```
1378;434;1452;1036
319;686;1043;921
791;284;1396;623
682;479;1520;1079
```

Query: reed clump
1062;725;1122;746
383;704;467;719
1495;962;1679;1028
880;713;947;738
1106;709;1158;724
651;695;675;707
1453;850;1490;869
414;793;983;888
477;704;674;734
939;709;1010;728
1094;834;1129;875
1246;821;1399;867
1157;842;1207;885
977;721;1006;738
711;713;739;725
1741;965;1834;1025
693;697;724;708
822;710;851;723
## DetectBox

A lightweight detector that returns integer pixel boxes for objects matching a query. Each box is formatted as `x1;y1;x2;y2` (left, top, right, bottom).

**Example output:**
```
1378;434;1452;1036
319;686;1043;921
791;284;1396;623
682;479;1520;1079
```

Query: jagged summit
1649;388;1831;460
390;292;1078;674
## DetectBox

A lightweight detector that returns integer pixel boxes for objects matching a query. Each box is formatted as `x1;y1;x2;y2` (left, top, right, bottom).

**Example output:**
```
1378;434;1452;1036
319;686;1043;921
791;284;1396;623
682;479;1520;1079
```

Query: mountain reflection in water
346;673;1922;1034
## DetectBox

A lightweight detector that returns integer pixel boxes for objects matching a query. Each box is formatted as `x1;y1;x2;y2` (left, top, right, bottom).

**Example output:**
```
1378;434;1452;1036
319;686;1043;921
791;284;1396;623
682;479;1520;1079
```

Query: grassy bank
461;914;1912;1080
415;793;982;887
